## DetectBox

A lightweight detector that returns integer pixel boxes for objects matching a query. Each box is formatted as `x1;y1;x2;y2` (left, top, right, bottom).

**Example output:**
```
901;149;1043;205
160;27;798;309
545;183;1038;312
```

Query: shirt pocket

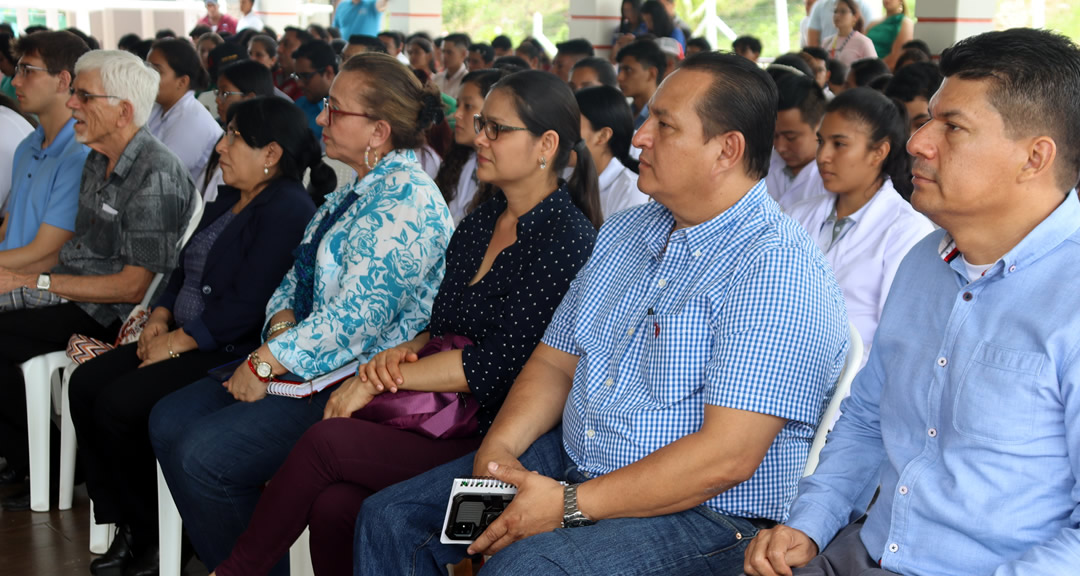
641;312;711;406
952;341;1045;444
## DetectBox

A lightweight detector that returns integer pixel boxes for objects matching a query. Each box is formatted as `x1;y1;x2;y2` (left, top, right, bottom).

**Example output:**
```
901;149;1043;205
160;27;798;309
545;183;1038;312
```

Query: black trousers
0;303;118;475
68;342;237;538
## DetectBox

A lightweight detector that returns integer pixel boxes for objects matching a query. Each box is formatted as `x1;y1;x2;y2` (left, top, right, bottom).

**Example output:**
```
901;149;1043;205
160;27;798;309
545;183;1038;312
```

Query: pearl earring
539;157;547;170
263;165;269;175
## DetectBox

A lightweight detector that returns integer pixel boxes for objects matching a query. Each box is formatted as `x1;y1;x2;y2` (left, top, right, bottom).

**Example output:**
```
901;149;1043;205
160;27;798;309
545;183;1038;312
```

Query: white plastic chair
803;322;864;477
20;193;204;514
157;461;315;576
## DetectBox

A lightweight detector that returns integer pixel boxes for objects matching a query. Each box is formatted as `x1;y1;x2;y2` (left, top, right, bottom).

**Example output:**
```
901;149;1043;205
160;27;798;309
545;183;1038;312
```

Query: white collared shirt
434;65;468;100
597;157;647;219
448;151;479;224
765;148;826;212
0;107;34;211
786;178;934;365
237;11;264;32
147;90;224;184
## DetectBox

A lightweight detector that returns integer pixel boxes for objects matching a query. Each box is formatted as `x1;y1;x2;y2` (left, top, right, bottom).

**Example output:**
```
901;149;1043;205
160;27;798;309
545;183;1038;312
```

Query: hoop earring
365;146;380;170
539;156;547;170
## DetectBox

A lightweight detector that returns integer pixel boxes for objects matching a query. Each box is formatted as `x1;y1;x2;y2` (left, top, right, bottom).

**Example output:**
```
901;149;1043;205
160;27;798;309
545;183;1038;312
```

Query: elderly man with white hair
0;50;196;512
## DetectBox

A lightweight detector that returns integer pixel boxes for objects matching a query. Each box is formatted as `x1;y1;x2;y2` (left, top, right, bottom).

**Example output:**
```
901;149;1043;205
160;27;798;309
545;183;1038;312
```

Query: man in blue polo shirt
355;52;849;576
333;0;387;40
0;31;89;279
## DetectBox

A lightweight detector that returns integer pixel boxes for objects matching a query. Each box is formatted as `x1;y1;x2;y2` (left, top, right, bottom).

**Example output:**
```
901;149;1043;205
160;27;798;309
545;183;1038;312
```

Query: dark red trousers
215;417;482;576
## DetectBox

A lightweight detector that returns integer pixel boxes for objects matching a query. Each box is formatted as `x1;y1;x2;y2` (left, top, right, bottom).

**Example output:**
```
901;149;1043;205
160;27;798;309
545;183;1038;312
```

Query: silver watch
36;273;51;291
562;483;594;528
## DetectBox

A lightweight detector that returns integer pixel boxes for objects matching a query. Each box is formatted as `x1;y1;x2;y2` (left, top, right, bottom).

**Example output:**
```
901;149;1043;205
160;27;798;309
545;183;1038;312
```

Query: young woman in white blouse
145;39;223;184
576;85;649;218
787;87;933;365
434;69;507;223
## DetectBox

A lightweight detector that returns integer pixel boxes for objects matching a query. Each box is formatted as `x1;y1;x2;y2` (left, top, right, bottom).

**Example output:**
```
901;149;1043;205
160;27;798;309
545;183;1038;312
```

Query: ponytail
568;139;603;229
825;87;912;201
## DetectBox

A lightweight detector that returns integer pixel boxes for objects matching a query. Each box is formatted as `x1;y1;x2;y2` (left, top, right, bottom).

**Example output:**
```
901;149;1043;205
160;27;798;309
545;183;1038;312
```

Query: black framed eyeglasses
290;71;317;82
68;87;120;104
322;98;374;126
473;114;529;141
14;62;51;77
214;89;245;100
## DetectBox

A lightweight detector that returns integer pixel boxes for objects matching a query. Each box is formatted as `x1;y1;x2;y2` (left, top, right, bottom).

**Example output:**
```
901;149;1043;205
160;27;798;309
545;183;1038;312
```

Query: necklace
831;30;856;58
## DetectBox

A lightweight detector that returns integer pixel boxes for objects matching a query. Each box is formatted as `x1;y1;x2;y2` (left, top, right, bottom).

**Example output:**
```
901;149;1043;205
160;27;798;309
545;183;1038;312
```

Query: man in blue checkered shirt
355;52;849;576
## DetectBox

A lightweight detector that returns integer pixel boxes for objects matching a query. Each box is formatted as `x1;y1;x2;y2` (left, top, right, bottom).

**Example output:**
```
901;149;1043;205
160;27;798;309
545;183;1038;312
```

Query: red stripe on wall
916;17;994;24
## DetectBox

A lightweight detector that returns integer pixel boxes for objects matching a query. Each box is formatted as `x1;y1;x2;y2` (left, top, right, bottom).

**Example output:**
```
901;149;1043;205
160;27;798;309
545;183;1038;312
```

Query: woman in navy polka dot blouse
212;70;603;576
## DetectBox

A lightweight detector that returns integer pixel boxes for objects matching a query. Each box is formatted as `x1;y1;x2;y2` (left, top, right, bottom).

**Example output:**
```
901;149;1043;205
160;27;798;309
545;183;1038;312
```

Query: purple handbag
352;333;480;439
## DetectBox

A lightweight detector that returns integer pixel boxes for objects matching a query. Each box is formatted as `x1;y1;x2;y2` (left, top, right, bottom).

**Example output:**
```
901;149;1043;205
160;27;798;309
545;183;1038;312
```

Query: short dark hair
687;37;712;53
284;26;314;45
733;35;762;56
293;39;339;74
219;59;275;98
189;24;211;39
901;39;932;58
443;33;471;51
468;43;495;65
118;33;143;53
155;28;177;40
848;58;890;87
377;31;403;51
826;58;848;87
894;47;930;70
571;57;617;88
152;38;211;91
23;25;49;35
492;55;529;72
771;53;814;77
64;28;98;50
15;30;91;77
678;51;777;180
616;39;667;83
776;72;826;128
348;35;388;54
307;24;330;42
801;46;828;61
556;38;594;58
327;27;342;40
884;62;942;103
491;35;512;51
940;28;1080;190
515;39;541;61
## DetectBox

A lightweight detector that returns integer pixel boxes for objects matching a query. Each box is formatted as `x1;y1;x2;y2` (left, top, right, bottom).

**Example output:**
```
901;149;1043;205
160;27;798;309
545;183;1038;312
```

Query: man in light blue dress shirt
745;28;1080;576
355;52;848;576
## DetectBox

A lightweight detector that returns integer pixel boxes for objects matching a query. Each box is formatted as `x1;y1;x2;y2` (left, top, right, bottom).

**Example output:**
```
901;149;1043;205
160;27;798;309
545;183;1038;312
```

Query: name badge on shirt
101;203;119;216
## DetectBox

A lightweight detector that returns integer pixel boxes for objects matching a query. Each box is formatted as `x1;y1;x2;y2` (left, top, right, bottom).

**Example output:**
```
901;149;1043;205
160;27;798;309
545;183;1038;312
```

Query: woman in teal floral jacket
146;53;453;576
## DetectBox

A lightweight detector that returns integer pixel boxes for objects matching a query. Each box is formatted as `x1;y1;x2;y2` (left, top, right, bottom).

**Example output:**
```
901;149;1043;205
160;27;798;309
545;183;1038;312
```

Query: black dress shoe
0;466;26;485
90;524;135;575
1;486;30;511
123;544;159;576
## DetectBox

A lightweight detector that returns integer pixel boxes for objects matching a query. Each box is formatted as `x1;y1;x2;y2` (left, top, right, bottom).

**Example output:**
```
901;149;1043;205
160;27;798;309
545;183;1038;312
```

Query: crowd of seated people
0;10;1078;576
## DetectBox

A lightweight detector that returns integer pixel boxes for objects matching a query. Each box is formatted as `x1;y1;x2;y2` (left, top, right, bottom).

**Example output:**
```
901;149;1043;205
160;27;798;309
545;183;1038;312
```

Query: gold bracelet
266;321;296;337
168;332;180;359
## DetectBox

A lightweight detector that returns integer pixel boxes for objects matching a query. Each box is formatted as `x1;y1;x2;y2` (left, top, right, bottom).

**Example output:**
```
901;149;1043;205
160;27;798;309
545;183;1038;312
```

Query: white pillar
914;0;995;55
387;0;443;36
568;0;622;60
257;0;306;35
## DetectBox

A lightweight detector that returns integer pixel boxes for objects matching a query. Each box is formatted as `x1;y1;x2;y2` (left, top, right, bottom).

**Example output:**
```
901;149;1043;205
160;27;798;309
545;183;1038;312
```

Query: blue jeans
149;376;334;575
355;428;763;576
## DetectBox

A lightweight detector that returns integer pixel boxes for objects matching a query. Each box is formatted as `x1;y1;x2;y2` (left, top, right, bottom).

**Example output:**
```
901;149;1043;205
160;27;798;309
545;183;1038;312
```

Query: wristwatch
247;351;273;382
36;273;51;291
562;483;594;528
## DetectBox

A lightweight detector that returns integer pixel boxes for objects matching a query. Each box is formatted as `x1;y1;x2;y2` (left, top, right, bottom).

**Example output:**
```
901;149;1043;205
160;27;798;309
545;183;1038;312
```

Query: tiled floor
0;481;208;576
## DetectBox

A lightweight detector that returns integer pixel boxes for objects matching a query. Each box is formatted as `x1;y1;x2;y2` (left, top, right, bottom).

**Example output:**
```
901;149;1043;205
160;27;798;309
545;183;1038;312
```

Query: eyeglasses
68;87;120;104
290;71;317;82
14;62;51;77
473;114;529;141
224;127;244;146
214;89;245;100
322;98;374;126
